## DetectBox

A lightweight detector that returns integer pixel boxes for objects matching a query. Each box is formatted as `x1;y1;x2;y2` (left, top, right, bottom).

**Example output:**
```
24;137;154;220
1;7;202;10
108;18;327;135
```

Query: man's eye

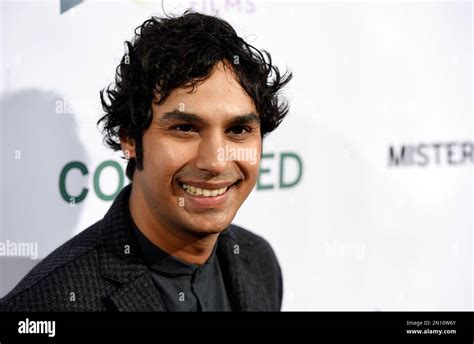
228;126;250;135
171;124;196;132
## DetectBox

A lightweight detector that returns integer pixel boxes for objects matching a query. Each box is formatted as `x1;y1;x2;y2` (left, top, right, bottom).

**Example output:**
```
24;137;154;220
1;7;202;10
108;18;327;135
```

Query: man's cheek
157;143;193;166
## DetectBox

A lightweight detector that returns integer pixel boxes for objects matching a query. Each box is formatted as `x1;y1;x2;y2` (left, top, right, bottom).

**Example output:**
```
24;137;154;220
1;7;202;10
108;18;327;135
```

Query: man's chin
177;207;237;232
179;216;233;237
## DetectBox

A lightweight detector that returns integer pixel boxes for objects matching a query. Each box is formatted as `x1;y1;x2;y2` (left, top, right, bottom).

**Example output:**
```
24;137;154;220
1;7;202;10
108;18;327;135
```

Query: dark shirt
129;213;232;312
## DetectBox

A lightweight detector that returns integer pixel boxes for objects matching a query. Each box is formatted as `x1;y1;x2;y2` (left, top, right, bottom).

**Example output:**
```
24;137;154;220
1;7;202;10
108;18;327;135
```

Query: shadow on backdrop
0;89;88;297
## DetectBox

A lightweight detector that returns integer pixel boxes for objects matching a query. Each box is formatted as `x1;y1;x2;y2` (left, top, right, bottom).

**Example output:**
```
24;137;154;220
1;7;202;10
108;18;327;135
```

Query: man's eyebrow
157;110;260;126
157;110;203;124
226;113;260;127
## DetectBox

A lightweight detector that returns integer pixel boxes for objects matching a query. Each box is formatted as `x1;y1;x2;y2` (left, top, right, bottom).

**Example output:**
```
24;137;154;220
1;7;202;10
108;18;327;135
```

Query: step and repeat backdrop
0;0;472;310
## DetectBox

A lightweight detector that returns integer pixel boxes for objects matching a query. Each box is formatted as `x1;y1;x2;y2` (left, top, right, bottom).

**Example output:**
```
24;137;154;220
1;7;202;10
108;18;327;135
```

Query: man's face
126;61;261;236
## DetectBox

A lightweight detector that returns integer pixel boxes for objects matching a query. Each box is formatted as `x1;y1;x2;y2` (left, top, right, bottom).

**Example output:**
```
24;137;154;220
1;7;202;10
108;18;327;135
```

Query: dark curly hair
98;10;292;180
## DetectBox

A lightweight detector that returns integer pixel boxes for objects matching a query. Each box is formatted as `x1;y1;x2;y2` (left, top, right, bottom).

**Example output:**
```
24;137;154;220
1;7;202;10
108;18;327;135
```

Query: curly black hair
98;10;292;180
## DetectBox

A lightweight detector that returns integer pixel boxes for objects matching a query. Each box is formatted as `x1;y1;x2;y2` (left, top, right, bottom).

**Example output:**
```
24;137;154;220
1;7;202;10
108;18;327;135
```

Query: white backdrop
0;0;472;311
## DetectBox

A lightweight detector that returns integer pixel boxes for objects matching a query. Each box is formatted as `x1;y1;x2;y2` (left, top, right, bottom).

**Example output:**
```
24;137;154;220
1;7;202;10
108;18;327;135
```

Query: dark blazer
0;184;283;311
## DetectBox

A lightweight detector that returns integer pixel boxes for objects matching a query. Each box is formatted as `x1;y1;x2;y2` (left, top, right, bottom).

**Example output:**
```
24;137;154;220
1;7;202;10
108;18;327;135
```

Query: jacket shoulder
0;220;104;311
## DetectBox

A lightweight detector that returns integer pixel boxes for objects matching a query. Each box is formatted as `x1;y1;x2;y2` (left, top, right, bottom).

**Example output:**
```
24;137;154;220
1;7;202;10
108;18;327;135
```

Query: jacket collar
97;183;268;311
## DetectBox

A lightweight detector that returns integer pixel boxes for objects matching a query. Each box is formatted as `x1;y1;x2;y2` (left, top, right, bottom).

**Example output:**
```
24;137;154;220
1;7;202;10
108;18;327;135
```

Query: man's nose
195;131;230;176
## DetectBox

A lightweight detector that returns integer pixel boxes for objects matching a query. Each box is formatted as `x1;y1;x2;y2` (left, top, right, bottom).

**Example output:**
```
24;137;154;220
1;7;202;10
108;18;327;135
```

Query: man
0;10;292;311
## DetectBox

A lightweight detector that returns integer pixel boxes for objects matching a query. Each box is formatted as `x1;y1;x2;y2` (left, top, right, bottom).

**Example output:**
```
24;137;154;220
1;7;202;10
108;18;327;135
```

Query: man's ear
119;130;136;160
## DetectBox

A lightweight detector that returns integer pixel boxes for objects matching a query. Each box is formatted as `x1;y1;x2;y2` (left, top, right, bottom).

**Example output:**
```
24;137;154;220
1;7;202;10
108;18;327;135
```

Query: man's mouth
178;181;238;198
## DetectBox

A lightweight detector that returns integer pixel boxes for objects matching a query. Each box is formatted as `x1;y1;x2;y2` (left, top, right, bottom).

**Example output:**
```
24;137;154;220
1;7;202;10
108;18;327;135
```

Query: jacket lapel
217;227;270;311
105;273;165;311
97;184;166;311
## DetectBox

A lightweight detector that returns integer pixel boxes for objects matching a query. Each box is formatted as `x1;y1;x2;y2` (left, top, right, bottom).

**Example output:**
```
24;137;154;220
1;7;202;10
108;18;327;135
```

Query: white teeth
181;183;229;197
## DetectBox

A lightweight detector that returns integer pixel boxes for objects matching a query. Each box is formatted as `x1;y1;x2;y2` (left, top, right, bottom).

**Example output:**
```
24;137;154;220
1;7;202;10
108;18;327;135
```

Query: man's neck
128;184;218;265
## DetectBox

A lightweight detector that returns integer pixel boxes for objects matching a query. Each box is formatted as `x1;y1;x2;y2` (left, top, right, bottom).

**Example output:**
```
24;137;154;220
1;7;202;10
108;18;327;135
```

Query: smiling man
0;10;292;312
